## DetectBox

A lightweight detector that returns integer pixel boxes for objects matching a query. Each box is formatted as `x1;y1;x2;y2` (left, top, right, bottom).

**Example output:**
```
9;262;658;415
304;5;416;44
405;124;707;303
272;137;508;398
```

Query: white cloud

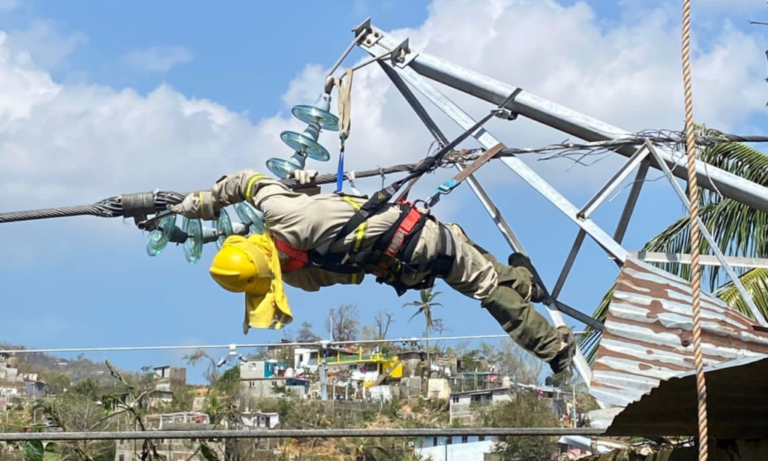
5;19;87;70
0;0;20;14
123;45;193;73
0;0;764;222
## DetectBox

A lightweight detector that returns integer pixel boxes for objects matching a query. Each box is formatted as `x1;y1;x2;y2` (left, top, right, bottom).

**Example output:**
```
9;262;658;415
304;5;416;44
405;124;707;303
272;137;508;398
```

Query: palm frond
714;267;768;320
408;308;425;324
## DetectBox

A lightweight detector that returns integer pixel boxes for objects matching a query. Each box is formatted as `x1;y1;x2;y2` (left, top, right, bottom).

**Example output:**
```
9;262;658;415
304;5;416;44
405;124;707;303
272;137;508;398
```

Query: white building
448;387;512;425
416;436;496;461
239;411;280;429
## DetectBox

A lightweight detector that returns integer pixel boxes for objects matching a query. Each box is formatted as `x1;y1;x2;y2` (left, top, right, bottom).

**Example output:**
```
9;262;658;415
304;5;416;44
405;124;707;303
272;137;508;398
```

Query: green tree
297;321;322;343
44;374;70;395
213;365;241;396
483;392;559;461
580;128;768;362
403;288;443;372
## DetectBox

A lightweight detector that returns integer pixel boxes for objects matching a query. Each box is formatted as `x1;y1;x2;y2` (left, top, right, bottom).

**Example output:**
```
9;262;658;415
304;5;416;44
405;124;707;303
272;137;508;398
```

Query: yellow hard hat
210;235;272;294
209;234;292;334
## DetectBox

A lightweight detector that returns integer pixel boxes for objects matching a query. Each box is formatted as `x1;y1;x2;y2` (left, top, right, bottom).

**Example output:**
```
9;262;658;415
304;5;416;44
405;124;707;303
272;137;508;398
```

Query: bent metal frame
348;18;768;405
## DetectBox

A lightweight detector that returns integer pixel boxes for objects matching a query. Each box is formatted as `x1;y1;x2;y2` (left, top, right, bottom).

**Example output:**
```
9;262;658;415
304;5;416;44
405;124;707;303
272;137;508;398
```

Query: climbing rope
680;1;708;460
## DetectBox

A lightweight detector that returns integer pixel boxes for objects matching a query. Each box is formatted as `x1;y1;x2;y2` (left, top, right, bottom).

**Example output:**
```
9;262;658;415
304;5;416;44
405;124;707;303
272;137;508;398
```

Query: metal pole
0;427;607;442
370;43;597;389
366;29;768;215
379;61;528;252
552;230;586;300
613;161;650;244
577;147;651;220
644;140;766;325
629;251;768;269
364;40;629;265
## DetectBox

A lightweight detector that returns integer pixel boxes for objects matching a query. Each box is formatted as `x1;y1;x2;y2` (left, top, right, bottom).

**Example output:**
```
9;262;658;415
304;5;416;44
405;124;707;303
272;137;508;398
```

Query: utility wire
0;333;585;355
0;427;606;441
0;164;419;224
1;130;766;225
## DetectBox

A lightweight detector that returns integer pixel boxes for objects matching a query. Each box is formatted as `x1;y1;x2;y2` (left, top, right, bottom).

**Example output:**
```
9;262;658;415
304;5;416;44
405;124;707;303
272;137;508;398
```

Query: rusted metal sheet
589;257;768;409
604;355;768;438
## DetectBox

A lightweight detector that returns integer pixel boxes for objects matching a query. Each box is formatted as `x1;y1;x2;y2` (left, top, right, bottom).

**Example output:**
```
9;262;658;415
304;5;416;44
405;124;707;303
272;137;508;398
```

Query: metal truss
352;20;768;401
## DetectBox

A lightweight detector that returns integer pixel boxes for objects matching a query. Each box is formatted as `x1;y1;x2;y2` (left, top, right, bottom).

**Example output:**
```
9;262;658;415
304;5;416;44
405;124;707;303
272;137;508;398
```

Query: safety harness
273;197;447;296
268;90;520;295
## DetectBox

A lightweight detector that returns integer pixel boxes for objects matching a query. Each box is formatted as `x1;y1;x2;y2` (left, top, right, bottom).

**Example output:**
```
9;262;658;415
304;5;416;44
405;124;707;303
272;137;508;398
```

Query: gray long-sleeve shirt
207;169;497;299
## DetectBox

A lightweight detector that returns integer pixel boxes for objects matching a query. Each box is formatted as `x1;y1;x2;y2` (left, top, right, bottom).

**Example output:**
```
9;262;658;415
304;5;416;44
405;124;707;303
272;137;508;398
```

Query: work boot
481;284;563;362
508;252;548;303
549;326;576;375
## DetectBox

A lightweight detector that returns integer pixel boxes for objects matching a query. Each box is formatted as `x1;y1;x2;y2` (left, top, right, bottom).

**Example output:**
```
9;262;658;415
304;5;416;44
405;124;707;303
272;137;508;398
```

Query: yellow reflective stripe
245;174;270;203
342;196;367;252
342;196;367;285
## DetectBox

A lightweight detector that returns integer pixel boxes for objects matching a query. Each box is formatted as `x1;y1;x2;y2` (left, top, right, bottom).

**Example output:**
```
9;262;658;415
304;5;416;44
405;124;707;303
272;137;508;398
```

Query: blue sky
0;0;765;385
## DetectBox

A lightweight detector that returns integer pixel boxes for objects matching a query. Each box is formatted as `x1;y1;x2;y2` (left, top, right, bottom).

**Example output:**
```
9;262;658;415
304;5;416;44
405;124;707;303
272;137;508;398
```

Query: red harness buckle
379;205;423;269
274;238;309;272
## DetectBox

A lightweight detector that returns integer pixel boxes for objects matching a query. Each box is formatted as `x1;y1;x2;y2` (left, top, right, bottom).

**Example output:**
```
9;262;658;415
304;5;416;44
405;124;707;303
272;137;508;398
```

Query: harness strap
380;206;423;264
274;238;308;272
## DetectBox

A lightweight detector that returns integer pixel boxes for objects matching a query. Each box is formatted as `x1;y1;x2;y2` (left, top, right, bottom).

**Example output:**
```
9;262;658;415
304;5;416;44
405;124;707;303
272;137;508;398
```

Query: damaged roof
589;258;768;409
602;355;768;439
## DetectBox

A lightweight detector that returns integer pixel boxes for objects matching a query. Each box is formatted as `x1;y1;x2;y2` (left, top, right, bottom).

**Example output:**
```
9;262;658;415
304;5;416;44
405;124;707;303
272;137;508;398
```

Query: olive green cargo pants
448;225;562;362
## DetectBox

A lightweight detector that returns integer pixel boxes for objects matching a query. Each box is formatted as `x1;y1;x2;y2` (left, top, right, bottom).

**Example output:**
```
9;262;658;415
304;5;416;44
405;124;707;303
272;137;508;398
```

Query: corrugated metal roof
589;257;768;409
603;355;768;438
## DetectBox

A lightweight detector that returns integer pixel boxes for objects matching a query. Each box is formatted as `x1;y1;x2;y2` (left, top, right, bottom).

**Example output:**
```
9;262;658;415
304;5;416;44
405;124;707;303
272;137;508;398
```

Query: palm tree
403;287;443;372
580;127;768;363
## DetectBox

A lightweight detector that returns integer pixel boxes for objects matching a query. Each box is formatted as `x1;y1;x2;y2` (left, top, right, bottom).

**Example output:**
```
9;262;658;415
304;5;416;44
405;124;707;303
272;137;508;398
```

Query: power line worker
171;168;576;374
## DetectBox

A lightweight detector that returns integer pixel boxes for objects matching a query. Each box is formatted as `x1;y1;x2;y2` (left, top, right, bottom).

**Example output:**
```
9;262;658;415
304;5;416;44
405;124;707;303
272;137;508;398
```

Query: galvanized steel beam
367;41;598;389
366;28;768;215
629;251;768;269
613;160;650;245
643;140;767;325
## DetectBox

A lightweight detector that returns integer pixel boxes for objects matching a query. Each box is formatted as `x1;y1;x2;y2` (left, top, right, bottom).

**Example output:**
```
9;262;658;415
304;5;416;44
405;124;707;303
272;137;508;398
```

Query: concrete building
239;360;308;405
294;348;320;372
449;388;512;425
114;412;223;461
416;436;496;461
24;381;46;399
427;378;451;400
153;366;186;391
